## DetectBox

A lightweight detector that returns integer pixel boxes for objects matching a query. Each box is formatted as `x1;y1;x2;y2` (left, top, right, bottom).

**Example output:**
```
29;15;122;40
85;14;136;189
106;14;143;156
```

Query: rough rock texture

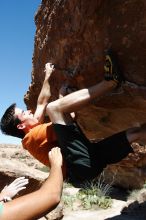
24;0;146;188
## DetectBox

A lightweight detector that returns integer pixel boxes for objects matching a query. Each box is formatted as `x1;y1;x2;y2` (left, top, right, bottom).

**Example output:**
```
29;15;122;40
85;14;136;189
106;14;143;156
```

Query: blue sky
0;0;41;144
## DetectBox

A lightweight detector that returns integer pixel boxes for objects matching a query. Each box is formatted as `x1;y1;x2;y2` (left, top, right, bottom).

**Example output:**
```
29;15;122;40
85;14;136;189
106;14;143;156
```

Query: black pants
53;123;133;185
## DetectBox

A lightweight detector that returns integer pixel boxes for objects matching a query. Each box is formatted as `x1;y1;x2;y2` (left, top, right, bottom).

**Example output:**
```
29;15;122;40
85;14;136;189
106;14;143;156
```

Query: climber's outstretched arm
34;63;55;123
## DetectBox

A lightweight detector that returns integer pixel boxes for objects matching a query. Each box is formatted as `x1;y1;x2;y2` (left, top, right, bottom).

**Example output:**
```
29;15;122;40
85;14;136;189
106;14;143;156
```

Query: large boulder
24;0;146;188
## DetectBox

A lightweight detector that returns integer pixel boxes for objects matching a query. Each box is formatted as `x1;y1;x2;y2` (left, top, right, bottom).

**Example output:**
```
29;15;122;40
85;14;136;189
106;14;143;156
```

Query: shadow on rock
105;200;146;220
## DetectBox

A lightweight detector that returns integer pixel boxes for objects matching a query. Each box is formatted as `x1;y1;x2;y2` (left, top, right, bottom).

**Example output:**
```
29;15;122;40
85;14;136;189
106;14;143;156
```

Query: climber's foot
104;49;125;87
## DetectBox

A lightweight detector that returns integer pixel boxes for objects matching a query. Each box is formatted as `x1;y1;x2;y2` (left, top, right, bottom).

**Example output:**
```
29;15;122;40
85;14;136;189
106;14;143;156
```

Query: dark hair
0;103;25;139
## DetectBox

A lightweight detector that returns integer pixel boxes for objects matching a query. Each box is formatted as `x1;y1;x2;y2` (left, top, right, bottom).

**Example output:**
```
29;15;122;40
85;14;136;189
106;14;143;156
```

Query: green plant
62;171;117;210
62;194;76;208
78;170;117;209
78;181;112;209
96;170;117;196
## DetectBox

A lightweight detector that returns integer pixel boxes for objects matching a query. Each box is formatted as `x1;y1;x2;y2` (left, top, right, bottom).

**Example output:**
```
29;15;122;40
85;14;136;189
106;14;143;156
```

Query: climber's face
14;108;39;132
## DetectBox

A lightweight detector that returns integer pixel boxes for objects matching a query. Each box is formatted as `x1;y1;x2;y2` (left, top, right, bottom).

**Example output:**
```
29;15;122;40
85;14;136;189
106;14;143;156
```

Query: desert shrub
78;180;112;209
62;172;114;210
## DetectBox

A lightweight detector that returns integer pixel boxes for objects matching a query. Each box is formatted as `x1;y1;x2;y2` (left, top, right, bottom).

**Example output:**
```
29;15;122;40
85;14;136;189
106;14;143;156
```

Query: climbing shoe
104;49;125;87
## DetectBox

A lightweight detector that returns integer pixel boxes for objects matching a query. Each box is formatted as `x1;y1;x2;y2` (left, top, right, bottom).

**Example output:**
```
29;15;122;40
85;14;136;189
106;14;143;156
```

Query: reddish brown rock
24;0;146;188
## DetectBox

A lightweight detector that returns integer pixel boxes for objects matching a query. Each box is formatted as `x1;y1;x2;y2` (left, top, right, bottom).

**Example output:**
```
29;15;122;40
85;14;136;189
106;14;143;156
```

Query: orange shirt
22;122;66;177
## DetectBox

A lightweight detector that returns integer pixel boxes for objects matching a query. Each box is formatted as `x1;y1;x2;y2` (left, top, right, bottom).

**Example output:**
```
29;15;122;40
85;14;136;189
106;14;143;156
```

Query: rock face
24;0;146;188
